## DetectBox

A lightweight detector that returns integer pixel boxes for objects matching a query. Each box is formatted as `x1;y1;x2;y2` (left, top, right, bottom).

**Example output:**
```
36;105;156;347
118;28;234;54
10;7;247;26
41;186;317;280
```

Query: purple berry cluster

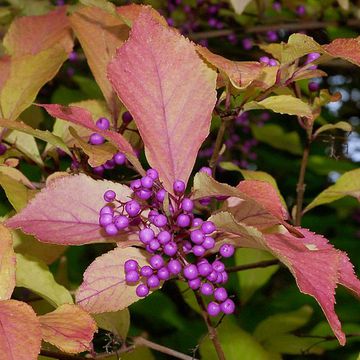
98;168;236;316
88;117;126;176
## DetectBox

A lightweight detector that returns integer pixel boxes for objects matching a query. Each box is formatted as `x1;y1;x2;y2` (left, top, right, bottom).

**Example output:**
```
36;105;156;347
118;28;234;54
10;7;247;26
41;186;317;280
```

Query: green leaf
304;169;360;212
313;121;352;138
93;309;130;341
251;124;303;155
0;119;71;156
244;95;312;118
200;317;274;360
236;248;279;303
307;155;356;175
254;306;314;342
15;253;73;307
0;172;33;212
119;347;155;360
176;280;201;315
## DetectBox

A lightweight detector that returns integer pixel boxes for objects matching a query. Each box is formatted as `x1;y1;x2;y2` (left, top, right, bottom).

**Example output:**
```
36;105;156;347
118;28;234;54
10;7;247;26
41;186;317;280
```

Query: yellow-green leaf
244;95;312;118
93;309;130;341
313;121;352;138
16;253;73;307
304;169;360;212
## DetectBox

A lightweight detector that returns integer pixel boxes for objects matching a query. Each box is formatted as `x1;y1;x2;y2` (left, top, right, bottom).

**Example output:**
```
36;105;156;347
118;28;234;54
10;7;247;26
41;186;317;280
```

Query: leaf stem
209;119;227;176
226;259;280;273
194;291;226;360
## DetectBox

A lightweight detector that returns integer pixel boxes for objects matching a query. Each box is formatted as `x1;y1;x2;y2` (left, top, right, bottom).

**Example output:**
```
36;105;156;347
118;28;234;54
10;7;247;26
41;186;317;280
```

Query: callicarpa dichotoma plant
0;1;359;359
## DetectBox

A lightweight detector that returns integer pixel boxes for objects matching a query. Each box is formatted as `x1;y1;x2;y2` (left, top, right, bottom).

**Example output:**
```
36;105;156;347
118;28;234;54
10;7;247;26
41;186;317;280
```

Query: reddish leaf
117;4;168;26
3;7;73;56
6;174;137;245
196;45;262;89
0;225;16;300
70;6;129;114
108;9;217;192
323;38;360;66
76;247;149;313
39;103;144;174
39;304;97;354
0;300;41;360
0;56;11;89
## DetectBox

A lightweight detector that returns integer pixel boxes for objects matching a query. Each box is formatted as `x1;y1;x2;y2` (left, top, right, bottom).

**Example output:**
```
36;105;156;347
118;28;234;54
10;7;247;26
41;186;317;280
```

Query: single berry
212;260;225;273
296;5;306;16
201;221;216;234
181;198;194;212
104;190;116;202
199;167;212;176
96;117;110;130
259;56;270;65
136;284;149;297
149;239;161;251
168;259;182;275
150;255;164;269
199;197;211;206
176;214;191;228
105;224;118;236
188;278;201;290
242;38;253;50
130;179;142;190
100;206;113;215
198;262;212;277
93;165;105;176
183;264;199;280
164;242;178;257
306;52;320;63
201;282;214;296
207;301;221;316
220;299;235;314
153;214;167;227
173;180;185;194
219;244;235;258
125;270;139;283
146;168;158;180
202;236;215;250
214;287;228;302
99;214;113;227
89;133;105;145
158;231;171;244
308;82;320;92
136;189;152;200
122;111;133;124
190;229;204;244
139;228;155;245
192;218;204;227
114;215;129;230
156;189;166;202
124;259;138;272
147;274;160;288
157;267;170;280
269;59;278;67
266;30;278;42
193;245;205;257
141;176;154;189
113;152;126;165
104;159;115;170
140;266;153;277
207;271;218;282
125;200;141;217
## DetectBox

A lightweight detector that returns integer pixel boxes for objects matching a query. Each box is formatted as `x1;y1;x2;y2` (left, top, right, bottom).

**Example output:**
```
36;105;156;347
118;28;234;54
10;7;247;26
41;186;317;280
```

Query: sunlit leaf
313;121;352;138
229;0;252;14
108;9;217;192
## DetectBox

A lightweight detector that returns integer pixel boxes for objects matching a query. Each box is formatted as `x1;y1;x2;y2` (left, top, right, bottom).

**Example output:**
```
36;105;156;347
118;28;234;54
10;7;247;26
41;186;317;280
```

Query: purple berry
136;284;149;297
193;245;205;257
104;190;116;202
183;241;192;253
199;197;211;206
164;242;178;257
188;278;201;290
114;215;129;230
130;179;142;190
221;271;229;284
296;5;306;16
212;260;225;273
125;270;139;283
173;180;185;194
158;231;171;244
214;287;228;302
306;52;321;64
96;117;110;130
207;301;221;316
207;271;218;282
273;1;281;11
201;221;216;234
190;230;204;244
199;167;212;176
124;259;138;272
146;168;158;180
93;165;105;176
149;239;161;251
147;274;160;288
68;50;77;61
89;133;105;145
266;30;278;42
181;198;194;212
125;200;141;217
242;38;253;50
99;214;113;227
260;56;270;65
219;244;235;258
104;159;115;170
176;214;191;228
192;218;204;227
202;237;215;250
153;214;167;227
220;299;235;314
140;266;153;277
150;255;164;270
122;111;133;124
157;267;170;280
183;264;198;280
113;152;126;165
269;59;278;67
140;228;155;244
200;282;214;296
198;262;212;277
168;259;182;275
136;189;152;200
156;189;166;202
141;176;154;189
100;206;113;215
308;82;320;92
105;224;118;236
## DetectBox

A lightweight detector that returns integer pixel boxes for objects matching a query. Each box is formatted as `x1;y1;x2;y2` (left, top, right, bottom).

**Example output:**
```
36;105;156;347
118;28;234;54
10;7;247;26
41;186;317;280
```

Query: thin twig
133;337;197;360
226;259;280;273
194;292;226;360
209;119;227;176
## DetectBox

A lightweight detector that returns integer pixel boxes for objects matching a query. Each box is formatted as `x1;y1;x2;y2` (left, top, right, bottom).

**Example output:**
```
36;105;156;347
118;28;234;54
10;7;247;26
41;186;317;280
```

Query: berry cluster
0;142;7;156
88;116;127;176
98;168;236;316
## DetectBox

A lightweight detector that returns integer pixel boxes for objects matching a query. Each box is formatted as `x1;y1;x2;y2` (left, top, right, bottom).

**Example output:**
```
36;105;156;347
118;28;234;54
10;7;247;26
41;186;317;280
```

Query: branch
194;292;226;360
133;337;198;360
226;259;280;273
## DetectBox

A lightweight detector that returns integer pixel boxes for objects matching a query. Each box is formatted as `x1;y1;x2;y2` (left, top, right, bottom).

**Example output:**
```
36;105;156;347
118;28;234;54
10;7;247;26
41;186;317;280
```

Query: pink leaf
76;247;149;313
108;9;217;192
39;304;97;354
5;174;137;245
0;225;16;300
39;103;144;174
3;7;73;56
323;38;360;67
0;300;41;360
117;4;168;25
